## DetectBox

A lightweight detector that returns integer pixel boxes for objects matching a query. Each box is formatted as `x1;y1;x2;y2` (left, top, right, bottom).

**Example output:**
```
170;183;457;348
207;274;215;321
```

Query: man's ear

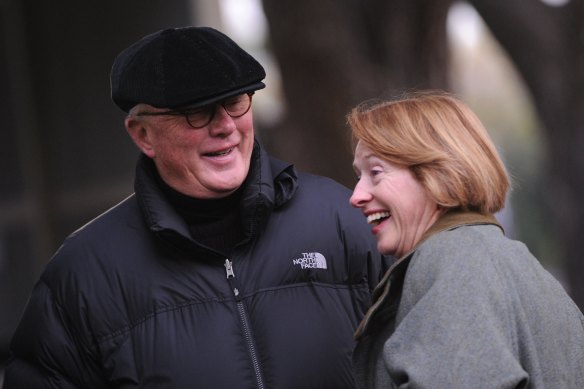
125;116;156;158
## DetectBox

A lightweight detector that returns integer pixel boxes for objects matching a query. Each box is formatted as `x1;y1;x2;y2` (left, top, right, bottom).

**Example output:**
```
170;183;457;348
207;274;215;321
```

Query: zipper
224;259;265;389
224;259;238;297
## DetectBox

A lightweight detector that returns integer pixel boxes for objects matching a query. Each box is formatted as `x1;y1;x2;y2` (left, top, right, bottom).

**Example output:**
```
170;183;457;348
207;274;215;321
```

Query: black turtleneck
154;171;245;256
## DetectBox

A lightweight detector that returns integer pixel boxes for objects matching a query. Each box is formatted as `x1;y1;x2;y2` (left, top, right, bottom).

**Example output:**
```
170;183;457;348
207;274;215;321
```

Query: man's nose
207;106;236;136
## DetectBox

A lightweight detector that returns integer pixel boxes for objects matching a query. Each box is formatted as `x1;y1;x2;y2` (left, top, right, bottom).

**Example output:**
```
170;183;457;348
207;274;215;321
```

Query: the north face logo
292;252;327;269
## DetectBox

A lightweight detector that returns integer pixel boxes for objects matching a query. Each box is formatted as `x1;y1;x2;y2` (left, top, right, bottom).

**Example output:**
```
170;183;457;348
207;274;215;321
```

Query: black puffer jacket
5;142;384;388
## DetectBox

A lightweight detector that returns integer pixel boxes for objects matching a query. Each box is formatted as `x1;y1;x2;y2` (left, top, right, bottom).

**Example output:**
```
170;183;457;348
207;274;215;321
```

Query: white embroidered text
292;252;327;269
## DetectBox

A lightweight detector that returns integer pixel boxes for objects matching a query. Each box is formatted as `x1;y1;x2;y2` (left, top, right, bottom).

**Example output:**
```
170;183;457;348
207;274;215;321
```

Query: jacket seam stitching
95;296;227;343
95;281;369;344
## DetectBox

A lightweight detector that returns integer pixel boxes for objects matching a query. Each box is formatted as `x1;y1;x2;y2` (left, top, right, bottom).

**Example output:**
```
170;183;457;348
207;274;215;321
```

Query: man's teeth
366;211;390;225
208;148;233;156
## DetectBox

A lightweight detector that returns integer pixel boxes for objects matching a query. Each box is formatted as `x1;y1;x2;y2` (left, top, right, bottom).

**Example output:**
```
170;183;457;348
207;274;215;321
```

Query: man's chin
199;169;248;198
214;187;240;198
210;180;245;198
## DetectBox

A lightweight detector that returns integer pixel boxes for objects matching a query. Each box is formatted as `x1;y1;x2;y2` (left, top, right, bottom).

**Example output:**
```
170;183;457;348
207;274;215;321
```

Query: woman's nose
350;181;371;208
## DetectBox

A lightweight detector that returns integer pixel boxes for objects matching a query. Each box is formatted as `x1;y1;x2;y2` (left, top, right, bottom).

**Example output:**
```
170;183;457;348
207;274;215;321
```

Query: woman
348;91;584;388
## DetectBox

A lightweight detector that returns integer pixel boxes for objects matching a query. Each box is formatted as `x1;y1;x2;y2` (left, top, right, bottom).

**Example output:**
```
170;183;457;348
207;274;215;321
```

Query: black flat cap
111;27;266;112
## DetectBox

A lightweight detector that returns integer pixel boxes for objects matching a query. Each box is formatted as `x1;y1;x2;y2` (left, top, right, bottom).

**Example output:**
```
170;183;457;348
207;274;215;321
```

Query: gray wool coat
353;211;584;389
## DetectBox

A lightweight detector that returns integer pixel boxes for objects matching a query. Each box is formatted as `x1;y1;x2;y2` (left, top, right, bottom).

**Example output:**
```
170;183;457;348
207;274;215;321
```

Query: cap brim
173;82;266;110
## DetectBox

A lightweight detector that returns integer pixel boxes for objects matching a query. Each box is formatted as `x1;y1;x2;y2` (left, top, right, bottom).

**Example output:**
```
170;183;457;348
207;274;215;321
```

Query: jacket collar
355;210;502;339
419;210;502;245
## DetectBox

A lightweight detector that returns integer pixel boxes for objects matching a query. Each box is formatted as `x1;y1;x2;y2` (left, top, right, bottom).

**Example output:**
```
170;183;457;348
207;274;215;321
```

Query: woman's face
350;141;441;257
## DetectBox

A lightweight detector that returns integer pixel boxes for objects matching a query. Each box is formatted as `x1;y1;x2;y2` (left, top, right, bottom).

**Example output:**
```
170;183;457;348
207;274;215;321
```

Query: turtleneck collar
153;169;243;224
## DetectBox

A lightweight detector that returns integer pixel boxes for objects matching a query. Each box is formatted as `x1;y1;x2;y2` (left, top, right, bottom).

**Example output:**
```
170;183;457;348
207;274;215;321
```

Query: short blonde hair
347;90;510;214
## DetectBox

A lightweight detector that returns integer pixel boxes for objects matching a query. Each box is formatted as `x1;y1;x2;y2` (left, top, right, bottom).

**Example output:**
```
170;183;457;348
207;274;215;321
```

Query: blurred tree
261;0;452;186
260;0;584;311
467;0;584;310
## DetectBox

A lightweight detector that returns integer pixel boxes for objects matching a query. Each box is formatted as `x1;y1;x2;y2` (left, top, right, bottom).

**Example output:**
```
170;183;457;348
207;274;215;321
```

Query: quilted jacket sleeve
4;280;104;388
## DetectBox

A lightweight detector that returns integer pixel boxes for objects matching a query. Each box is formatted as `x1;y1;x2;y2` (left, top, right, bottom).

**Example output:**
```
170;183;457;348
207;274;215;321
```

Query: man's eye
371;169;382;176
226;96;244;105
225;99;246;110
185;109;208;118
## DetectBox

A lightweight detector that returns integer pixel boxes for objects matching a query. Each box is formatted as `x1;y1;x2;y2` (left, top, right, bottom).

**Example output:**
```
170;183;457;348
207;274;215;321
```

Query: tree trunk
261;0;452;188
468;0;584;311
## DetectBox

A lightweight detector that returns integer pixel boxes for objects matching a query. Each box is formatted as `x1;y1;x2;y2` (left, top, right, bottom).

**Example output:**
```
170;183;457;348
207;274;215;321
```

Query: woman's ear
125;116;156;158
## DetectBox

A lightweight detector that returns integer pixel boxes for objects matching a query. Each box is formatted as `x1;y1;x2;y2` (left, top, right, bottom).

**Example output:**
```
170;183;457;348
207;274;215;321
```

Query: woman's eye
371;169;382;176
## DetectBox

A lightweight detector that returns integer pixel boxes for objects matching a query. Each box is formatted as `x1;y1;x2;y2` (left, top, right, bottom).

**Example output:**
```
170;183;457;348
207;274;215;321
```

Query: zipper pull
224;259;240;298
224;259;235;278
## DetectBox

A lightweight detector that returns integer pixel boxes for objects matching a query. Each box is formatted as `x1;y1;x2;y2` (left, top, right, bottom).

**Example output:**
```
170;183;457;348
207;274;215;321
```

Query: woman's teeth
367;211;390;225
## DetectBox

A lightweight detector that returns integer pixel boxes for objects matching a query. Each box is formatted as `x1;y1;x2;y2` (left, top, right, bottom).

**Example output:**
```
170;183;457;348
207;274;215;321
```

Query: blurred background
1;0;583;382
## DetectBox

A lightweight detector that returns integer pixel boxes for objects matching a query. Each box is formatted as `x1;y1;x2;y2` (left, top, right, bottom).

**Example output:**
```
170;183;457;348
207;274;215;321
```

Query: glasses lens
185;108;213;128
224;94;252;117
183;93;253;128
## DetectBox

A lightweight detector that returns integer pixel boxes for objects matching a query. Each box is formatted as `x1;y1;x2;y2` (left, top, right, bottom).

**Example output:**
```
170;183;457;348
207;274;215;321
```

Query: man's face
127;99;255;199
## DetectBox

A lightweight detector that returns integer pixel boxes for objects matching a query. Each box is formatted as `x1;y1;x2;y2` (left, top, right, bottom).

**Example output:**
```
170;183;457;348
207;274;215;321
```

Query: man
4;27;384;388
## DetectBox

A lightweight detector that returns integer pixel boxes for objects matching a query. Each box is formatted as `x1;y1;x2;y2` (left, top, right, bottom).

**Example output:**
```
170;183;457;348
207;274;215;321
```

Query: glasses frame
135;92;254;129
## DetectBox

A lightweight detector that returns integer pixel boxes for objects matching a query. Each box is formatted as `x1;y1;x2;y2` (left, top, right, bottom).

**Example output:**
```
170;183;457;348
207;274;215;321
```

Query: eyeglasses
135;92;254;129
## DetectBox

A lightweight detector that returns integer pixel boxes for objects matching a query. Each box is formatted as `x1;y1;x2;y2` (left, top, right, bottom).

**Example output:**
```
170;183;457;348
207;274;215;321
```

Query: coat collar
354;210;502;339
